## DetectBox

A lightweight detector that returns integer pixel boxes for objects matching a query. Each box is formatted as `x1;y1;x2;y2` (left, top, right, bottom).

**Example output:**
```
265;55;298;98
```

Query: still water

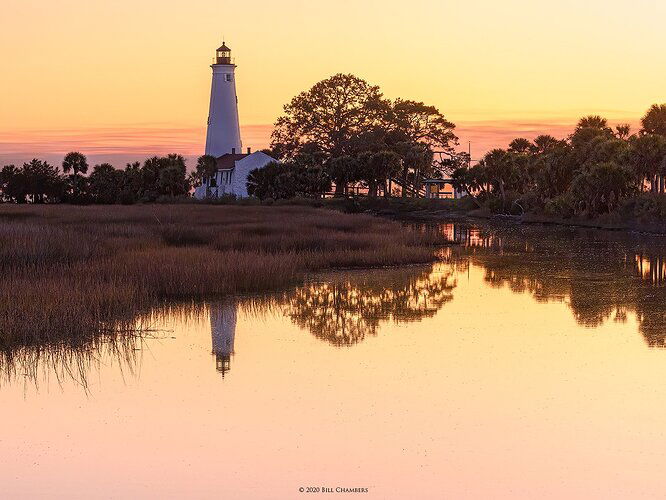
3;222;666;499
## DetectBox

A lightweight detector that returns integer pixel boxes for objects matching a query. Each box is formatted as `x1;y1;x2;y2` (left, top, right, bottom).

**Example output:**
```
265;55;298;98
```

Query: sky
1;0;665;167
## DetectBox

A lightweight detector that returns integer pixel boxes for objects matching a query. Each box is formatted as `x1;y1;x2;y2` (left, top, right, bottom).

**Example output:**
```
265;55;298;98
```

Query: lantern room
214;43;233;65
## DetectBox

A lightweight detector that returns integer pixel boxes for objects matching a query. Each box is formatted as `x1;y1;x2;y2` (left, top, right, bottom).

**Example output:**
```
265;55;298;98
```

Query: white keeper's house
194;42;276;200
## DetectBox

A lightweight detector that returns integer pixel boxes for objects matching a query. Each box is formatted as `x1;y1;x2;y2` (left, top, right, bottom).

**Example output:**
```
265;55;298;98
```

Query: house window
225;74;232;82
219;171;232;184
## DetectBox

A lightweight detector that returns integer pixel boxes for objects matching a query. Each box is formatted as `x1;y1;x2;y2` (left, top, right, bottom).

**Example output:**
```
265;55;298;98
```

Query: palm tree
62;151;89;201
576;115;609;130
482;149;514;210
194;155;218;184
62;152;89;176
508;138;532;154
628;134;666;193
615;124;632;140
641;104;666;137
532;135;561;154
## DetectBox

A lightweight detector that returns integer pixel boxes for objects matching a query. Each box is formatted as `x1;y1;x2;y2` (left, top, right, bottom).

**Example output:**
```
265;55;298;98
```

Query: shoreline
391;210;666;236
319;198;666;237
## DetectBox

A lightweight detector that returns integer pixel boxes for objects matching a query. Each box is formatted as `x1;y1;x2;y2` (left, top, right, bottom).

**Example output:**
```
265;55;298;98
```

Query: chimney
247;147;251;154
231;147;235;154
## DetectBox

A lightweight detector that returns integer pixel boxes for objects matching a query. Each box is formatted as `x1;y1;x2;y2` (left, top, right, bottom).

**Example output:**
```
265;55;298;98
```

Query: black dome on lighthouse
216;42;231;52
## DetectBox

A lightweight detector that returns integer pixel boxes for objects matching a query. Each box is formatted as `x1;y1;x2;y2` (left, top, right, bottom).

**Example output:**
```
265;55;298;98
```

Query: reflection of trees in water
282;266;456;346
627;253;666;346
12;222;666;386
203;267;457;378
442;223;666;347
0;265;458;388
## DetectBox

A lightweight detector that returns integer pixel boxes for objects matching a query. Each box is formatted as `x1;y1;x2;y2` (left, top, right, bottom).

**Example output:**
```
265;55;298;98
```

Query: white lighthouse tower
194;42;278;200
205;42;242;157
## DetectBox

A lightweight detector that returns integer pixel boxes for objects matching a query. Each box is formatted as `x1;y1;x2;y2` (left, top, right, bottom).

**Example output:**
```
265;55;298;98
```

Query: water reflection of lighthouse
210;301;237;376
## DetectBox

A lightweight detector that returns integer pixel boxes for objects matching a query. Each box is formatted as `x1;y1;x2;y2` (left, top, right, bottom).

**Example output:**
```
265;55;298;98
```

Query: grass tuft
0;204;448;346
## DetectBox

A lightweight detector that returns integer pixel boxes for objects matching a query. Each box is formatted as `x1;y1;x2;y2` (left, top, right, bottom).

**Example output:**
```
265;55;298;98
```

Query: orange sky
1;0;664;166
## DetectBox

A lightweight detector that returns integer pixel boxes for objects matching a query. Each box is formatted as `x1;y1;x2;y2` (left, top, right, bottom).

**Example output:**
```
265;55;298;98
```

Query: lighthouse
194;42;277;200
205;42;242;157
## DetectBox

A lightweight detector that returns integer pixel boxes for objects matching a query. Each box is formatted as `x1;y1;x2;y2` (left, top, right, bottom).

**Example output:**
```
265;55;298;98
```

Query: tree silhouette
62;151;89;176
357;150;402;197
576;115;610;131
628;134;666;193
62;152;89;202
192;154;218;186
88;163;123;204
641;104;666;137
271;73;387;160
389;99;457;151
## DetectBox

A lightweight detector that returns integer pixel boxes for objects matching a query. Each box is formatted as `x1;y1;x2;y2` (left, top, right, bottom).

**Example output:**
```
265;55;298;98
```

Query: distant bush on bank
621;193;666;220
1;153;191;205
189;195;476;218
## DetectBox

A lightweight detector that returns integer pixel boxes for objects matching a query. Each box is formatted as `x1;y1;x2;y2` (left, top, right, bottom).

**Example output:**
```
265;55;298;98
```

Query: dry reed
0;204;447;347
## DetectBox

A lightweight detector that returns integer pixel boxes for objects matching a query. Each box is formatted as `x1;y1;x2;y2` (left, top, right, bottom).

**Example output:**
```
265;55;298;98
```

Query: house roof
422;178;454;183
215;153;248;170
217;43;231;52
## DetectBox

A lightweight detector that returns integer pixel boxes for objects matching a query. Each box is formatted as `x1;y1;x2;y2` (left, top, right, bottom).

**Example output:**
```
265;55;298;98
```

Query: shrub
544;195;574;218
515;190;544;214
619;193;666;220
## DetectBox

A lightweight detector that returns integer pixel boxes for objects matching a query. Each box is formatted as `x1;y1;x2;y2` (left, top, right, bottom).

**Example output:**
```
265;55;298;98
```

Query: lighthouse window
225;74;233;82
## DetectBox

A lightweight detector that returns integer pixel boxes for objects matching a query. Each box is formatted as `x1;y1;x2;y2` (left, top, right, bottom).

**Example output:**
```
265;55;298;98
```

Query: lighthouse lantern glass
216;49;231;64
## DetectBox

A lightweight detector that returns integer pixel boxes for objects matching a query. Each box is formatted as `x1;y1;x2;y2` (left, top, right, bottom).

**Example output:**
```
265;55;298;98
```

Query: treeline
247;73;460;200
452;104;666;218
0;153;191;204
1;74;460;205
6;70;666;218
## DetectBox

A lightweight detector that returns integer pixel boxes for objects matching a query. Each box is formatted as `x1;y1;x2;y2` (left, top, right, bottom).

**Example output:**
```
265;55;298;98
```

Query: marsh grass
0;333;146;391
0;205;447;349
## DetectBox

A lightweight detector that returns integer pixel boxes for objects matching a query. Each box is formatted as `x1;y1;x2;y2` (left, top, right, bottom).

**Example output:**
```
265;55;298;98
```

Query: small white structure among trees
194;150;277;199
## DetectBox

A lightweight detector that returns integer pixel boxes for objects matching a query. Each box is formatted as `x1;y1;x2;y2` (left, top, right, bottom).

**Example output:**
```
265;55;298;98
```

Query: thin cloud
0;125;273;167
0;119;641;167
